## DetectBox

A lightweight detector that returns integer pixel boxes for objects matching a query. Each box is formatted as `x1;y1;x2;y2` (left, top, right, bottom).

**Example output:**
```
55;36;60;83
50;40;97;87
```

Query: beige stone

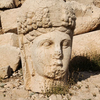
56;95;63;100
13;0;26;7
49;94;57;100
93;0;100;8
0;66;12;78
13;0;21;7
72;30;100;56
20;0;26;4
12;88;29;98
66;1;100;35
0;45;20;71
0;33;19;47
66;0;94;5
18;0;76;92
0;0;15;9
1;8;20;34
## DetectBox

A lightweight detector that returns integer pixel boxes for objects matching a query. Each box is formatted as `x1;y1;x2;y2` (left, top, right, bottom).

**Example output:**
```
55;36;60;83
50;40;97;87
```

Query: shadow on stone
15;59;22;71
7;66;13;78
69;56;100;81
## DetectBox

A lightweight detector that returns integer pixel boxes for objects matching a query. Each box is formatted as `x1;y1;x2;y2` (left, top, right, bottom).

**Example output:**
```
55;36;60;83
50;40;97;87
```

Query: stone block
0;33;19;47
66;1;100;35
1;8;20;34
0;45;20;71
72;30;100;56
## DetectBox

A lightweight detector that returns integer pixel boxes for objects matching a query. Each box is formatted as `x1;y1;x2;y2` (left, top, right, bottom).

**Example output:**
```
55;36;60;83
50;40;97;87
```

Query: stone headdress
17;0;76;40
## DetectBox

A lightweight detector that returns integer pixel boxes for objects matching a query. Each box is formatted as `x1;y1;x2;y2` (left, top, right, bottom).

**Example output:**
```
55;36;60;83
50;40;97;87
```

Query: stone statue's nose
53;44;62;59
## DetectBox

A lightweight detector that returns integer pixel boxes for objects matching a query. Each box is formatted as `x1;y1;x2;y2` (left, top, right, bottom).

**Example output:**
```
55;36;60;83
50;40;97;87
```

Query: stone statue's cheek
61;40;71;49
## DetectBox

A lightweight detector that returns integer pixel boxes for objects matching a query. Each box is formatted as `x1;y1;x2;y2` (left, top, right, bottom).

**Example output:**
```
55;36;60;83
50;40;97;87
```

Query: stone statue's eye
62;40;70;49
42;41;53;47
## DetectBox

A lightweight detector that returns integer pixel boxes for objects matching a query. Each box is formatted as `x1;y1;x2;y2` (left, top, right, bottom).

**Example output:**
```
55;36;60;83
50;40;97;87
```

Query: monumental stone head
17;0;76;92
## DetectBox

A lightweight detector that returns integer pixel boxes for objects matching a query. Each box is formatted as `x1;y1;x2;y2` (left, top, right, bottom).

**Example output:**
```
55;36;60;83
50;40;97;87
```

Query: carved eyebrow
61;38;71;42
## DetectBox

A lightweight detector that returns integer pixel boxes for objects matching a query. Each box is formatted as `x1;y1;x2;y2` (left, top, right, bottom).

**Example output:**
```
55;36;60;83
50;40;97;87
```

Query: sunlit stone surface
17;0;76;92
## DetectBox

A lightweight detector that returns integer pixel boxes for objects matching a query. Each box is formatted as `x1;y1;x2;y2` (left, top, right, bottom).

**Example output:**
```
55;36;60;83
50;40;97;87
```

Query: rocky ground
0;69;100;100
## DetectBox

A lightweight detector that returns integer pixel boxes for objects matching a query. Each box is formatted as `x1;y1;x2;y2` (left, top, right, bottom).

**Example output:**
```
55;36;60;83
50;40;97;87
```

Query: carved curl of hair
17;0;76;40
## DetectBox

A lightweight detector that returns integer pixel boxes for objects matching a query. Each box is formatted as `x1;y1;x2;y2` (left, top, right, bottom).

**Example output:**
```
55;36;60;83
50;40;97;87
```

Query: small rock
0;82;6;86
12;88;29;98
15;79;20;83
0;88;6;92
13;72;18;77
4;82;15;89
31;94;39;99
49;94;57;100
19;85;24;89
56;95;63;100
39;94;44;98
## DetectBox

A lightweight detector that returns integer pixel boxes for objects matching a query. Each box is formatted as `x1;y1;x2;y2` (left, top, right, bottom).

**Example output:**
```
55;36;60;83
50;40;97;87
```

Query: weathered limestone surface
0;33;20;77
72;30;100;56
66;0;94;5
1;1;100;35
0;45;20;72
0;33;19;47
93;0;100;8
18;0;76;92
0;0;15;9
1;8;20;34
67;0;100;8
66;1;100;35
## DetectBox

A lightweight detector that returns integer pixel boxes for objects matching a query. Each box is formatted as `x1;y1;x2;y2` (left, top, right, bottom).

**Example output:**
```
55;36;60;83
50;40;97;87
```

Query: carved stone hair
17;0;76;37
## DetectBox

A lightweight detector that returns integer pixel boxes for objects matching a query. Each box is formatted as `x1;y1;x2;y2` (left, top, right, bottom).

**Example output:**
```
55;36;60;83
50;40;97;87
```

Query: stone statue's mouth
55;63;63;67
53;60;63;67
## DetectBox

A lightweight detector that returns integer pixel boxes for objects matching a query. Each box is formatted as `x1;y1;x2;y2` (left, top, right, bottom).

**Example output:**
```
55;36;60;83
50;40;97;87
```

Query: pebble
56;95;63;100
49;94;57;100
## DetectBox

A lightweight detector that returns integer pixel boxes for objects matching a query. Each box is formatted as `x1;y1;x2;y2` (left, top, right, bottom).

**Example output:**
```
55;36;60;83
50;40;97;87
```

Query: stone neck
30;73;67;93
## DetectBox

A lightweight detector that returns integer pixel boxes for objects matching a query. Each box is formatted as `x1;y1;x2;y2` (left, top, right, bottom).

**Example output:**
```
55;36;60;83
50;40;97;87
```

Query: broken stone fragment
0;45;20;71
0;66;12;78
0;33;19;47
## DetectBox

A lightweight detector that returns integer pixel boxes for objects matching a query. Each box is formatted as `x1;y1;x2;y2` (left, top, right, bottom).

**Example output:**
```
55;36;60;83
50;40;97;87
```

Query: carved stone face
31;30;72;79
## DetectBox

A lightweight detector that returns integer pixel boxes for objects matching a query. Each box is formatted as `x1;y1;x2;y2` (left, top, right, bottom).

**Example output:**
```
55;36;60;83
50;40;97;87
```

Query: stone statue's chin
41;66;66;79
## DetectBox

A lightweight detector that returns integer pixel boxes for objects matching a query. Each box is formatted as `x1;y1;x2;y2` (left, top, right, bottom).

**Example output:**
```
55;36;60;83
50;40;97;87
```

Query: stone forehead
17;0;76;34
